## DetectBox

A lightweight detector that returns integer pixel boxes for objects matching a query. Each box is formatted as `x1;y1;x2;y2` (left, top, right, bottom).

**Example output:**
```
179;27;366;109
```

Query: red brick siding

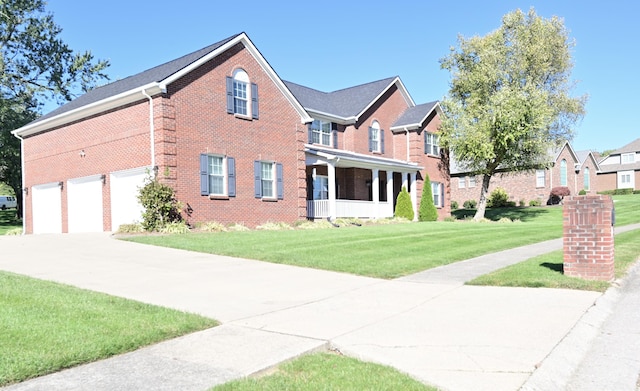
164;43;306;227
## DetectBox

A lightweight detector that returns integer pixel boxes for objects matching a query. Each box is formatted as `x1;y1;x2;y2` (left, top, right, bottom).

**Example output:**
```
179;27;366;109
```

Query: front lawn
0;271;218;386
211;352;436;391
126;207;563;279
467;229;640;291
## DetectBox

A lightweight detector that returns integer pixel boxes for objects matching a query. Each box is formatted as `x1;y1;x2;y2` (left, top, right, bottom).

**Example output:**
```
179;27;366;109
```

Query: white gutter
141;88;156;170
12;132;25;235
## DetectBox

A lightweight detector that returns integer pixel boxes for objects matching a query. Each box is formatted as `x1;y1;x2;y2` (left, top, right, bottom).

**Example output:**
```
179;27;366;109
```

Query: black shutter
251;83;259;119
200;154;209;195
276;163;284;200
368;127;373;152
308;123;313;144
227;157;236;197
226;76;234;114
424;132;428;154
381;129;385;154
254;161;262;198
332;122;338;148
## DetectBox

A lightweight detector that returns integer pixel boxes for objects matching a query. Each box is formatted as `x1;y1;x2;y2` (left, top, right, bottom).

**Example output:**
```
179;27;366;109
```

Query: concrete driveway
0;233;602;391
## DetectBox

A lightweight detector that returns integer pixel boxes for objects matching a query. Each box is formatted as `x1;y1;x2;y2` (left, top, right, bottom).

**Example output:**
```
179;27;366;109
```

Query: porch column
328;160;336;219
402;173;409;191
410;172;417;221
386;171;394;217
372;169;379;219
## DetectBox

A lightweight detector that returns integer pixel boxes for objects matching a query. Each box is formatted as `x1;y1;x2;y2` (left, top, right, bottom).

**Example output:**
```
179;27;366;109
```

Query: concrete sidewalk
1;225;639;391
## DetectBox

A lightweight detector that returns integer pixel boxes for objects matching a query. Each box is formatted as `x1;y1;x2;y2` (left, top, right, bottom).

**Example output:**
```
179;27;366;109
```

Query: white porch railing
306;200;392;219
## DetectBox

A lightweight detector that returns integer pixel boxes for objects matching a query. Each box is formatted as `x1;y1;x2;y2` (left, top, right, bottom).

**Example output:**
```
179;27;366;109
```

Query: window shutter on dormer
368;127;373;152
226;76;234;114
254;161;262;198
227;157;236;197
332;122;338;148
200;154;209;195
251;83;259;119
380;129;385;154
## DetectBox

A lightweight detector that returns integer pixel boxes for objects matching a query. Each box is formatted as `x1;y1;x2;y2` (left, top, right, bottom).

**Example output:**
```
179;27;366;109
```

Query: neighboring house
450;141;600;206
12;32;448;234
597;138;640;191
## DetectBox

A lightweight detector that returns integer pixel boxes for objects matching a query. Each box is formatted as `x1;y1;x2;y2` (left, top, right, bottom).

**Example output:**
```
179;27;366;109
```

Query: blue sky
45;0;638;153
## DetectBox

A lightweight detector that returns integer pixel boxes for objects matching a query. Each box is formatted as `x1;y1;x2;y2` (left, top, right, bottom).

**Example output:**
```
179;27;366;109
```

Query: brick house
12;32;448;234
597;138;640;191
450;141;600;207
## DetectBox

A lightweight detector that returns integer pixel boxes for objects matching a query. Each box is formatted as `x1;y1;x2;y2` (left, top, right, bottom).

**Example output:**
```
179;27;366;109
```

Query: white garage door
110;167;149;231
32;182;62;234
68;175;104;233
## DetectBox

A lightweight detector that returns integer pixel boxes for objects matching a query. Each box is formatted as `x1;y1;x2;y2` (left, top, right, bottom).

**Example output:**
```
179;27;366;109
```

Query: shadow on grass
540;262;563;274
452;206;559;222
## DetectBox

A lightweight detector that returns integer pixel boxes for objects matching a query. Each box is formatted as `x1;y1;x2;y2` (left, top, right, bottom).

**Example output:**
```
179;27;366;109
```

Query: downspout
141;89;156;172
12;132;25;235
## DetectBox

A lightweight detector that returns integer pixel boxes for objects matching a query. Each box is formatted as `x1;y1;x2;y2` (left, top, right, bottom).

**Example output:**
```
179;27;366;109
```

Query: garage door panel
32;183;62;234
110;167;148;231
68;176;104;233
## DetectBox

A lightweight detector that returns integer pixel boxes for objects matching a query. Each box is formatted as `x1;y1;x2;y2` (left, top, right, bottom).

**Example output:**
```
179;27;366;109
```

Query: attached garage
110;167;148;231
32;182;62;234
67;175;104;233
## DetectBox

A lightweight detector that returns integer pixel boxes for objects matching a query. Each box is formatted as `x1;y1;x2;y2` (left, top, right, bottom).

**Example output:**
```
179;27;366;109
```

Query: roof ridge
328;76;397;94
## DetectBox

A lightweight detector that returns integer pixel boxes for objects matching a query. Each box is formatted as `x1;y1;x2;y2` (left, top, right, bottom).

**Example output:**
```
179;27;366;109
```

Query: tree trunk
473;173;492;221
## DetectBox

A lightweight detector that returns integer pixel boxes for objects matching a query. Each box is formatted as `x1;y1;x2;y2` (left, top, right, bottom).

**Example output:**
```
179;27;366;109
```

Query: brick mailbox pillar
563;195;614;281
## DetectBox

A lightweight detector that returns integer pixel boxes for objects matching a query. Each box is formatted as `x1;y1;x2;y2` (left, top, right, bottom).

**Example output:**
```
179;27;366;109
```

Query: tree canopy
439;8;586;220
0;0;109;215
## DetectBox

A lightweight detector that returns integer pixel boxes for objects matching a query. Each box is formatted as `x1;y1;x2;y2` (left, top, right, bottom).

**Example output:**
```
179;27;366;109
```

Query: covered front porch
305;145;422;220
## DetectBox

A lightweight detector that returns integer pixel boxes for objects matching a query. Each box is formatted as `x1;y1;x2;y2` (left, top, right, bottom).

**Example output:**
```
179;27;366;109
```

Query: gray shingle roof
392;101;438;128
611;138;640;155
283;77;398;118
598;161;640;173
31;34;241;125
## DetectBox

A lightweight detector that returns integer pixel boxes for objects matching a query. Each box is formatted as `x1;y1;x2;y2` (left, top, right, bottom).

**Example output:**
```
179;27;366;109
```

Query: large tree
0;0;109;217
439;8;586;220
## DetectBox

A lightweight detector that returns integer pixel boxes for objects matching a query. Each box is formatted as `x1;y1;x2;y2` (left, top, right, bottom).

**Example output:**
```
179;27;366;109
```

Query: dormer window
226;69;259;119
309;120;336;147
622;153;635;164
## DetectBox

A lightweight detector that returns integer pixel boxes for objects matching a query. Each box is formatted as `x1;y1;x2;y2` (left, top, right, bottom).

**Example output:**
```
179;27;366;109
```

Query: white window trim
621;153;635;164
536;169;545;188
311;120;332;146
468;176;476;188
313;175;329;200
208;155;227;196
233;69;251;118
618;170;635;189
371;121;381;152
425;133;440;156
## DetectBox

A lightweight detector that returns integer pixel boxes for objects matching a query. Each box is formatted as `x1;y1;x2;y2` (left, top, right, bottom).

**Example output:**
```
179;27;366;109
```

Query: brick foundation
563;195;614;281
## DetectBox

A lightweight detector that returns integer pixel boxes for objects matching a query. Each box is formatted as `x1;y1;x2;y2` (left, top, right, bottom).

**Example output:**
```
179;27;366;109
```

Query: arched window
226;69;259;119
368;121;384;153
560;159;567;186
584;167;590;191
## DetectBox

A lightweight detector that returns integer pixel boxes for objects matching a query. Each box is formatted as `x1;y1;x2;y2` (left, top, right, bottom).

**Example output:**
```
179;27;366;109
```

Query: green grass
0;209;21;235
211;352;436;391
468;229;640;291
126;217;563;279
611;194;640;226
0;271;218;386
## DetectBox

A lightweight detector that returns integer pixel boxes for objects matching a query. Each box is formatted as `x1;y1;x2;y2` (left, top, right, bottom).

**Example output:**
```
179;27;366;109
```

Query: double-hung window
313;176;329;200
425;133;440;156
431;181;444;208
200;154;235;197
583;167;590;190
226;69;259;119
560;159;567;186
458;177;466;189
254;161;283;200
536;169;545;188
309;120;335;147
368;121;384;153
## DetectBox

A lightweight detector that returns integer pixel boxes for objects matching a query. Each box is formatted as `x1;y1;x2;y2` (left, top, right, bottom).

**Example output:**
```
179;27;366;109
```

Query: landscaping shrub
529;199;542;207
394;186;414;220
256;222;293;230
227;223;250;232
578;189;587;195
443;216;457;222
488;187;509;208
138;175;182;231
159;221;190;234
463;199;477;209
116;223;144;234
198;221;228;232
548;186;570;205
519;199;526;207
451;200;459;210
505;201;516;207
418;175;438;221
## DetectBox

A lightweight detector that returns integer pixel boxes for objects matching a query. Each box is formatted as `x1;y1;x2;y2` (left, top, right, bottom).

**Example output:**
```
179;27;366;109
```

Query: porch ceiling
305;144;422;172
